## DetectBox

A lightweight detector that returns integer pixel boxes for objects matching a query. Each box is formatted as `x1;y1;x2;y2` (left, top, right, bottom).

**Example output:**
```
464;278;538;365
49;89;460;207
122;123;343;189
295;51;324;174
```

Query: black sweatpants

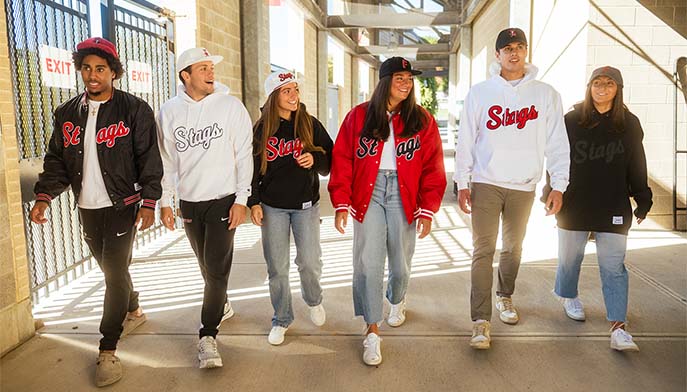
79;204;139;351
180;194;237;339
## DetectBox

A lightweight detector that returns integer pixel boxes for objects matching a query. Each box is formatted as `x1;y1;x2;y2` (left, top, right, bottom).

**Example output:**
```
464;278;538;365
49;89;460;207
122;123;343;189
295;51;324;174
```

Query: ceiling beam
327;10;461;29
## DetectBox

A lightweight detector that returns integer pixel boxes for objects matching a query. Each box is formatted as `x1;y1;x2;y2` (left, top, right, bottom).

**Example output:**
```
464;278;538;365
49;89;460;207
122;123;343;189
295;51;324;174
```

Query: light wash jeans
555;228;629;322
261;202;323;327
352;171;416;324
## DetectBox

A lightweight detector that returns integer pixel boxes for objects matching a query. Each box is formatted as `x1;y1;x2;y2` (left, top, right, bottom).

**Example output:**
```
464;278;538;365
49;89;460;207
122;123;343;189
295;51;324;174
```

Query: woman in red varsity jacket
328;57;446;366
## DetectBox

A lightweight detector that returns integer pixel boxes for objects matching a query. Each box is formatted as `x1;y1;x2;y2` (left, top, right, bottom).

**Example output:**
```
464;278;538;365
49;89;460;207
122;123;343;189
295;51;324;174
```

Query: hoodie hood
488;61;539;84
177;81;230;103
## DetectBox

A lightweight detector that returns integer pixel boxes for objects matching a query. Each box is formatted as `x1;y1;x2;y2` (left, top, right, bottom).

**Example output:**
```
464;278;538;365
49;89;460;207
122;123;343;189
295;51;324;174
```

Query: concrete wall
196;0;243;99
470;0;509;83
0;1;35;356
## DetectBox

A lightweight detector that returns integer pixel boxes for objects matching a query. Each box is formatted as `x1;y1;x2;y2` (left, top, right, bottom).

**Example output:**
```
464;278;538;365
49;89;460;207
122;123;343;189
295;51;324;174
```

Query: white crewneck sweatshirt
454;62;570;193
157;82;253;207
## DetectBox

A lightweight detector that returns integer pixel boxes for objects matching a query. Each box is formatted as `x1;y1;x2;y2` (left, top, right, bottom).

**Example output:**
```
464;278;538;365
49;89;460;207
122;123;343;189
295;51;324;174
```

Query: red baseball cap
76;37;119;59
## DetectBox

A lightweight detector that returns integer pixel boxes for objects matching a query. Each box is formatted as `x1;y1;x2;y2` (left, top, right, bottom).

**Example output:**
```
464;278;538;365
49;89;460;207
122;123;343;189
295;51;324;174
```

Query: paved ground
2;168;686;391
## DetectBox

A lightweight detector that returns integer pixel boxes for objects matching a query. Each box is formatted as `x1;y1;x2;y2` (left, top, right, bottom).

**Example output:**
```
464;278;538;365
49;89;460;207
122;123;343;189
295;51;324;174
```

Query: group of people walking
28;26;652;387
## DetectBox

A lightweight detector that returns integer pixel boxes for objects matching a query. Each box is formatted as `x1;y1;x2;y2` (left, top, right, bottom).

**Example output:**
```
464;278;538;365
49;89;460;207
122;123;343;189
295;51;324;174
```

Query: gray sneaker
198;336;223;368
95;352;122;387
610;328;639;352
470;320;491;350
495;296;519;324
121;313;147;338
561;297;586;321
218;301;235;327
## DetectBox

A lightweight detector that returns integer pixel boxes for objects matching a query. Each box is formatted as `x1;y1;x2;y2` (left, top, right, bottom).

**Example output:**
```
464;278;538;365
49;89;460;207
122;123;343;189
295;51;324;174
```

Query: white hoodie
157;82;253;207
454;62;570;193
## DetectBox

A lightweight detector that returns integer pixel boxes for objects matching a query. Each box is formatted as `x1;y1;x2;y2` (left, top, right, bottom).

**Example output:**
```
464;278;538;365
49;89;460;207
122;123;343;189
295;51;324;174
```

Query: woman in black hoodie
554;66;652;352
248;71;333;346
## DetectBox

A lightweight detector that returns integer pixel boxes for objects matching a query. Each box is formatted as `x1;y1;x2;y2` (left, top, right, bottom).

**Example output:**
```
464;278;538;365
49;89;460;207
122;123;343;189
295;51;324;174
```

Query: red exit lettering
131;70;150;82
45;58;72;74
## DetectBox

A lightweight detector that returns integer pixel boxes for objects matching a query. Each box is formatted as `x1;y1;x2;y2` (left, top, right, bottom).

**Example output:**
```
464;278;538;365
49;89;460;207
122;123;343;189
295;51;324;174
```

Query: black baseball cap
589;66;624;87
495;28;527;51
379;57;422;79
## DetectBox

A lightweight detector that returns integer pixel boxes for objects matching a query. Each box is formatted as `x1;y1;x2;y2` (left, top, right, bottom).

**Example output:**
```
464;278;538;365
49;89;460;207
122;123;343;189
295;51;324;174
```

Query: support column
447;51;458;148
317;30;329;124
0;0;35;356
240;0;271;121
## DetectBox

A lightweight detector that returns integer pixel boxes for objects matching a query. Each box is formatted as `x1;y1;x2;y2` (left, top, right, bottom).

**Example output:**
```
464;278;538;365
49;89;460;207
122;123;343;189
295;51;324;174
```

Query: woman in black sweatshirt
554;66;652;352
248;71;333;346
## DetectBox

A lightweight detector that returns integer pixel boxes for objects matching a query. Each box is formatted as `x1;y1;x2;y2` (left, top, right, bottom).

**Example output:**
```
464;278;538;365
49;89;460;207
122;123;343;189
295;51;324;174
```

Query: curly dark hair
72;48;124;80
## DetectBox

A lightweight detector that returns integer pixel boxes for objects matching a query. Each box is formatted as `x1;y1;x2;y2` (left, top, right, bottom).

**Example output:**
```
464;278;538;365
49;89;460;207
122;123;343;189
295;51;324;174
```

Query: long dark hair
253;89;325;175
579;81;626;132
361;74;427;140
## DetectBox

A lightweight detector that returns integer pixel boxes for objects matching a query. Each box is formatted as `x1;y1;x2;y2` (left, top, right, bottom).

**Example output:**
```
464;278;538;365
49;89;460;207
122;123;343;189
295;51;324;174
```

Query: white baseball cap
264;71;302;96
177;47;223;72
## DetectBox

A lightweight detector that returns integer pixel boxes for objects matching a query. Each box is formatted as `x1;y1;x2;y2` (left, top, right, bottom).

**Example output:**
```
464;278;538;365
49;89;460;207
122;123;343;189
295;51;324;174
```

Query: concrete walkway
2;171;686;391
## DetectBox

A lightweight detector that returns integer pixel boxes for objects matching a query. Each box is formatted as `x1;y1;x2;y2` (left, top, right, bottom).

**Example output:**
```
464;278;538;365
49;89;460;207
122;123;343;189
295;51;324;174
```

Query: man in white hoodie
156;47;253;367
454;28;570;349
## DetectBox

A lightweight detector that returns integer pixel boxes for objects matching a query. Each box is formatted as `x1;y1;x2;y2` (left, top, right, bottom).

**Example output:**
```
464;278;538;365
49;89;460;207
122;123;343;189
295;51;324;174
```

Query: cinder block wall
0;1;35;356
196;0;243;99
303;20;319;114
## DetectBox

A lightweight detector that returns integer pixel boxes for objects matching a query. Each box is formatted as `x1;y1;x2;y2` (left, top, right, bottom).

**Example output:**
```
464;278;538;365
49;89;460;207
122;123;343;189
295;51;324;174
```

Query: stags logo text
356;136;380;158
396;135;421;160
62;122;81;147
174;123;223;152
96;121;130;148
486;105;539;130
266;137;303;161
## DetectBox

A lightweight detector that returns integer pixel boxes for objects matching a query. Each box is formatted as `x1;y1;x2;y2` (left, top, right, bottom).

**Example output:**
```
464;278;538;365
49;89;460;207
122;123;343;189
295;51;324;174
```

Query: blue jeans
555;228;629;322
261;202;323;327
352;171;416;324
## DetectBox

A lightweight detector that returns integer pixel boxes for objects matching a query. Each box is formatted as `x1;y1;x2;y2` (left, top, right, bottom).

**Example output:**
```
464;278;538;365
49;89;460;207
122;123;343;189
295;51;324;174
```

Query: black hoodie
248;116;333;210
556;104;652;235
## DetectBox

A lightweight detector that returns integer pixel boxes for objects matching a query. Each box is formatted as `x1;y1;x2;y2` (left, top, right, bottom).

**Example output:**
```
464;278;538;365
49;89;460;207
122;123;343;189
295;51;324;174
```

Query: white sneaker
387;298;406;327
560;297;586;321
309;304;326;327
197;336;223;368
610;328;639;352
219;301;235;327
362;333;382;365
470;320;491;350
268;326;288;346
495;295;519;325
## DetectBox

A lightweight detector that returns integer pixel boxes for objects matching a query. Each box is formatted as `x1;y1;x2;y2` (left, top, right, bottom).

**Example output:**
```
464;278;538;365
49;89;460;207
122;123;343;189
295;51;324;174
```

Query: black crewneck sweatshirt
248;116;333;210
556;104;652;235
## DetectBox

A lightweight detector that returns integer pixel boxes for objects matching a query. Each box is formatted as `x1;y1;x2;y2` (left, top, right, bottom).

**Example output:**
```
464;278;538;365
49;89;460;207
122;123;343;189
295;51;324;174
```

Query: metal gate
4;0;175;302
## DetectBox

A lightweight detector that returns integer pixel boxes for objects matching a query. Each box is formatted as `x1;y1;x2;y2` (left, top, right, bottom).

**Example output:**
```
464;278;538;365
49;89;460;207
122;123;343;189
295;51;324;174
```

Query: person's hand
228;203;247;230
545;190;563;216
636;217;644;224
335;210;348;234
251;205;263;226
29;201;49;224
296;152;314;169
417;217;432;239
457;188;472;214
135;207;155;230
161;207;175;231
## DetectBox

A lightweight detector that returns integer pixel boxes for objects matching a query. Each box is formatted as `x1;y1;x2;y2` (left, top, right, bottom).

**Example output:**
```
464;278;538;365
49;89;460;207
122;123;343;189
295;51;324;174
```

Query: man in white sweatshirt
156;47;253;367
454;28;570;349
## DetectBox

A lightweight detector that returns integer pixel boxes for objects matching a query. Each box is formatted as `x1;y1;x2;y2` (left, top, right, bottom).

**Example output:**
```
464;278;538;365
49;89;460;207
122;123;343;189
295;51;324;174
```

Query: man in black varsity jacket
29;37;162;388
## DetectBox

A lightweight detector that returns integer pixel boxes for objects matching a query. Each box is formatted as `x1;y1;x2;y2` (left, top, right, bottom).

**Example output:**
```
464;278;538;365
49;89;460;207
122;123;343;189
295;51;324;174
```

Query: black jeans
180;194;237;339
79;204;139;351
